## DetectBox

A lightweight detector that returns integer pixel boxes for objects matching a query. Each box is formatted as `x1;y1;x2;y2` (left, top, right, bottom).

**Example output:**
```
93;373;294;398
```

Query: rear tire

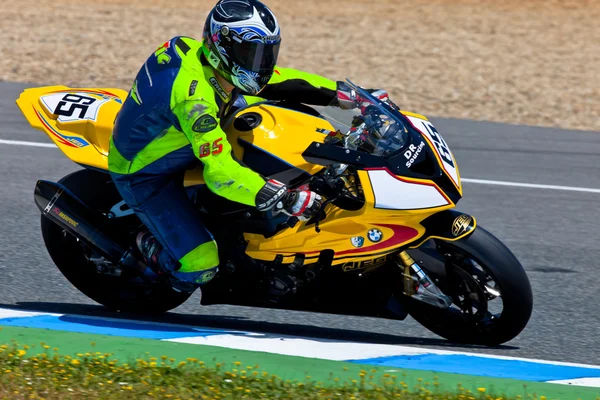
40;169;191;314
406;226;533;345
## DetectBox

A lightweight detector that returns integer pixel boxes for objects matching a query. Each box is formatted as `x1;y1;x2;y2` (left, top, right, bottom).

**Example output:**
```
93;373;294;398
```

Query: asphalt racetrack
1;81;599;365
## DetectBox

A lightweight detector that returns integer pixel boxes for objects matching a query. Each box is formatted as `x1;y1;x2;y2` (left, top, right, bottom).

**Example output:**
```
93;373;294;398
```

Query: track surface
1;81;599;365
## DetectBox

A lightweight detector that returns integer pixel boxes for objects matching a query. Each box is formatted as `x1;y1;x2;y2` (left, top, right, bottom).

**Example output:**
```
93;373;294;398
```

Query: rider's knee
174;241;219;284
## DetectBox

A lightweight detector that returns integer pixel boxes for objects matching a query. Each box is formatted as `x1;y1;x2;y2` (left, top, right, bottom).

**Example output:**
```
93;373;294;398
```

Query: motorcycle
16;80;533;345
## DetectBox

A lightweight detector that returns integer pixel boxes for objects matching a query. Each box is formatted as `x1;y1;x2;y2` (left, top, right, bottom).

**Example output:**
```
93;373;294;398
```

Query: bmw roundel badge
367;228;383;243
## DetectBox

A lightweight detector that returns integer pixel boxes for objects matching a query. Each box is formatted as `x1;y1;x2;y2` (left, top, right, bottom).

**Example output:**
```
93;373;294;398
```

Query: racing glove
256;180;322;221
336;81;395;110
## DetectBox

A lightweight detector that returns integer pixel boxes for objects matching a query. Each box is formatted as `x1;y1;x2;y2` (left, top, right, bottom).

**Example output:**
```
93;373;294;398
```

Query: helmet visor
230;39;280;73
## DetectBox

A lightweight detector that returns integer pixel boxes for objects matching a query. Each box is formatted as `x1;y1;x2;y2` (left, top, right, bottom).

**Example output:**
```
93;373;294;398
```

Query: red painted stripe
291;223;419;257
33;107;77;148
334;224;418;256
48;89;119;98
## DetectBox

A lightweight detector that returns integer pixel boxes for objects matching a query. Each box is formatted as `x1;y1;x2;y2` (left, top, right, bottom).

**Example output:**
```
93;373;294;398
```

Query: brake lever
314;195;340;233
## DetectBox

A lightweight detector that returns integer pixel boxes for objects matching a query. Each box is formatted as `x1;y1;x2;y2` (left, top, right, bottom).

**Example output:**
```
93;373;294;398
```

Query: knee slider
178;240;220;273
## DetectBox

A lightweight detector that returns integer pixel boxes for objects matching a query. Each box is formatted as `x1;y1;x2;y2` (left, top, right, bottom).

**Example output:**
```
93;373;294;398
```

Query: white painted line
167;335;432;361
547;377;600;388
168;335;600;370
2;307;600;385
461;178;600;194
1;139;600;195
0;309;61;319
0;139;56;148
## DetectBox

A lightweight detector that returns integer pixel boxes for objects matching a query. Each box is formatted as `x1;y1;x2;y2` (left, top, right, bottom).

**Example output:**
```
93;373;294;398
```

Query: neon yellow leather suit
108;36;337;283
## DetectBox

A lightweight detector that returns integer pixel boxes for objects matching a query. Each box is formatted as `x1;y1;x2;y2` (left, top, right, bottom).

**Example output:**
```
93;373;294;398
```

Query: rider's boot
136;231;200;293
267;269;299;304
136;231;163;274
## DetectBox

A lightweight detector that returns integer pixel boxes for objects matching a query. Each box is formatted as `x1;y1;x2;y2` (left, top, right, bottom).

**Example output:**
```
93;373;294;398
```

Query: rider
108;0;377;292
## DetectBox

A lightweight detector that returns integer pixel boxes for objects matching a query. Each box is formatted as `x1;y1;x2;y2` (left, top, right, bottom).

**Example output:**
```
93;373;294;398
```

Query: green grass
0;341;563;400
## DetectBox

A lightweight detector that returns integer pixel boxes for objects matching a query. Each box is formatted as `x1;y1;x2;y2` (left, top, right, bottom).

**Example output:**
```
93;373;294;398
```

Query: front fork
398;251;453;309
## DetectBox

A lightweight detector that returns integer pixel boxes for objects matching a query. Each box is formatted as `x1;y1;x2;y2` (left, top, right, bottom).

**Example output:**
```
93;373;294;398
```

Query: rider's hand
368;89;390;103
277;186;322;221
336;81;359;110
256;180;322;221
336;81;394;110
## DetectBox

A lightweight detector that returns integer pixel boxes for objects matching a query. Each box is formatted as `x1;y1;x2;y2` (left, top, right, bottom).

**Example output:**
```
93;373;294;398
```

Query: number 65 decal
40;92;108;123
54;94;96;119
424;124;454;167
198;138;224;158
405;116;460;188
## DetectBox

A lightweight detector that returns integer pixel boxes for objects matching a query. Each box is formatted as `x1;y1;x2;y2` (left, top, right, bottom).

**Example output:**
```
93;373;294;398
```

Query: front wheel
406;226;533;345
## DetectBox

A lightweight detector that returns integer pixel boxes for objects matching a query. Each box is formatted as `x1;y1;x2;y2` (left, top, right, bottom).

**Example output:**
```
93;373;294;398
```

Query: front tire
407;226;533;345
40;169;192;314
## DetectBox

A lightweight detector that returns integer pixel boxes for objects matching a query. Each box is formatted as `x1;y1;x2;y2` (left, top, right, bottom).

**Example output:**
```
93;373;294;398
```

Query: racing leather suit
108;36;337;284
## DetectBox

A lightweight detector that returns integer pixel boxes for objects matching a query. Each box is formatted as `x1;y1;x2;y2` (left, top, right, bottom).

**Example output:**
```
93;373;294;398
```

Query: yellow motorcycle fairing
16;86;127;170
17;85;465;269
15;86;334;183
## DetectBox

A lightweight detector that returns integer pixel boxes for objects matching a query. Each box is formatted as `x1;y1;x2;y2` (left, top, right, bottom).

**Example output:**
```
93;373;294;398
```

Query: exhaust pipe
34;180;127;263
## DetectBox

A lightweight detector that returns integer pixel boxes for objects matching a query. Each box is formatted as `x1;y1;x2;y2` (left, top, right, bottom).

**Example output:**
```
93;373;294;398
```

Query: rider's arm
172;94;266;207
172;99;318;216
258;66;338;106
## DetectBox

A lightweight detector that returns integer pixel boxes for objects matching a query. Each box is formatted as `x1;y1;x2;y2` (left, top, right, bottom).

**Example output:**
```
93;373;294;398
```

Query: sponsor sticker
192;115;218;133
209;77;229;99
404;141;426;168
350;236;364;248
189;80;198;96
342;255;388;272
195;270;216;284
452;214;473;237
52;207;79;228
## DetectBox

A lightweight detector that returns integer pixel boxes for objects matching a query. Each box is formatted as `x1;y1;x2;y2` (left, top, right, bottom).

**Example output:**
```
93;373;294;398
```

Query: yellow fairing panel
188;104;337;185
16;86;127;170
244;169;451;265
224;105;337;176
227;106;456;265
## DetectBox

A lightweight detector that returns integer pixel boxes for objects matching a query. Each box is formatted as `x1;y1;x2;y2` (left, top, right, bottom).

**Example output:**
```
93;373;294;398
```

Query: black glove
256;180;322;221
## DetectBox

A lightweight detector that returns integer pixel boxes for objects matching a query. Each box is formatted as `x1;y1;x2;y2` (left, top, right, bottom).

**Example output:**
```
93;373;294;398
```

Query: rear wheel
40;169;191;314
406;226;533;345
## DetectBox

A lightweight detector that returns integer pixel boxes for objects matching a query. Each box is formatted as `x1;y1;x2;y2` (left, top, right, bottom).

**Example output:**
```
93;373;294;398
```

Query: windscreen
318;81;410;157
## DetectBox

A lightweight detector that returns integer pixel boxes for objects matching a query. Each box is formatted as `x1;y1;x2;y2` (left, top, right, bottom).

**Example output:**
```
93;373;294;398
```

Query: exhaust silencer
34;180;127;263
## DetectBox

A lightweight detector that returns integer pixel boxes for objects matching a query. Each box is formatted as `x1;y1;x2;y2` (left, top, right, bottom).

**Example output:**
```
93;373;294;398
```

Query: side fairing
225;105;337;179
365;168;452;210
403;113;462;195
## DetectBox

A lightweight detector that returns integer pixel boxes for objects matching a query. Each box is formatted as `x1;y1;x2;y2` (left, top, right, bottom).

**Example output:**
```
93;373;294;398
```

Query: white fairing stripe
406;116;460;188
368;169;450;210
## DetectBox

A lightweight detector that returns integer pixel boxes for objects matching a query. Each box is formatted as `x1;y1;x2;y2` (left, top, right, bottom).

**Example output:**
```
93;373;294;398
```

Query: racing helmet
201;0;281;95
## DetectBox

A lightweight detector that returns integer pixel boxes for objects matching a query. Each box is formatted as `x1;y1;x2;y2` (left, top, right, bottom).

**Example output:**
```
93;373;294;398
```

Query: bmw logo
367;228;383;243
351;236;364;248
